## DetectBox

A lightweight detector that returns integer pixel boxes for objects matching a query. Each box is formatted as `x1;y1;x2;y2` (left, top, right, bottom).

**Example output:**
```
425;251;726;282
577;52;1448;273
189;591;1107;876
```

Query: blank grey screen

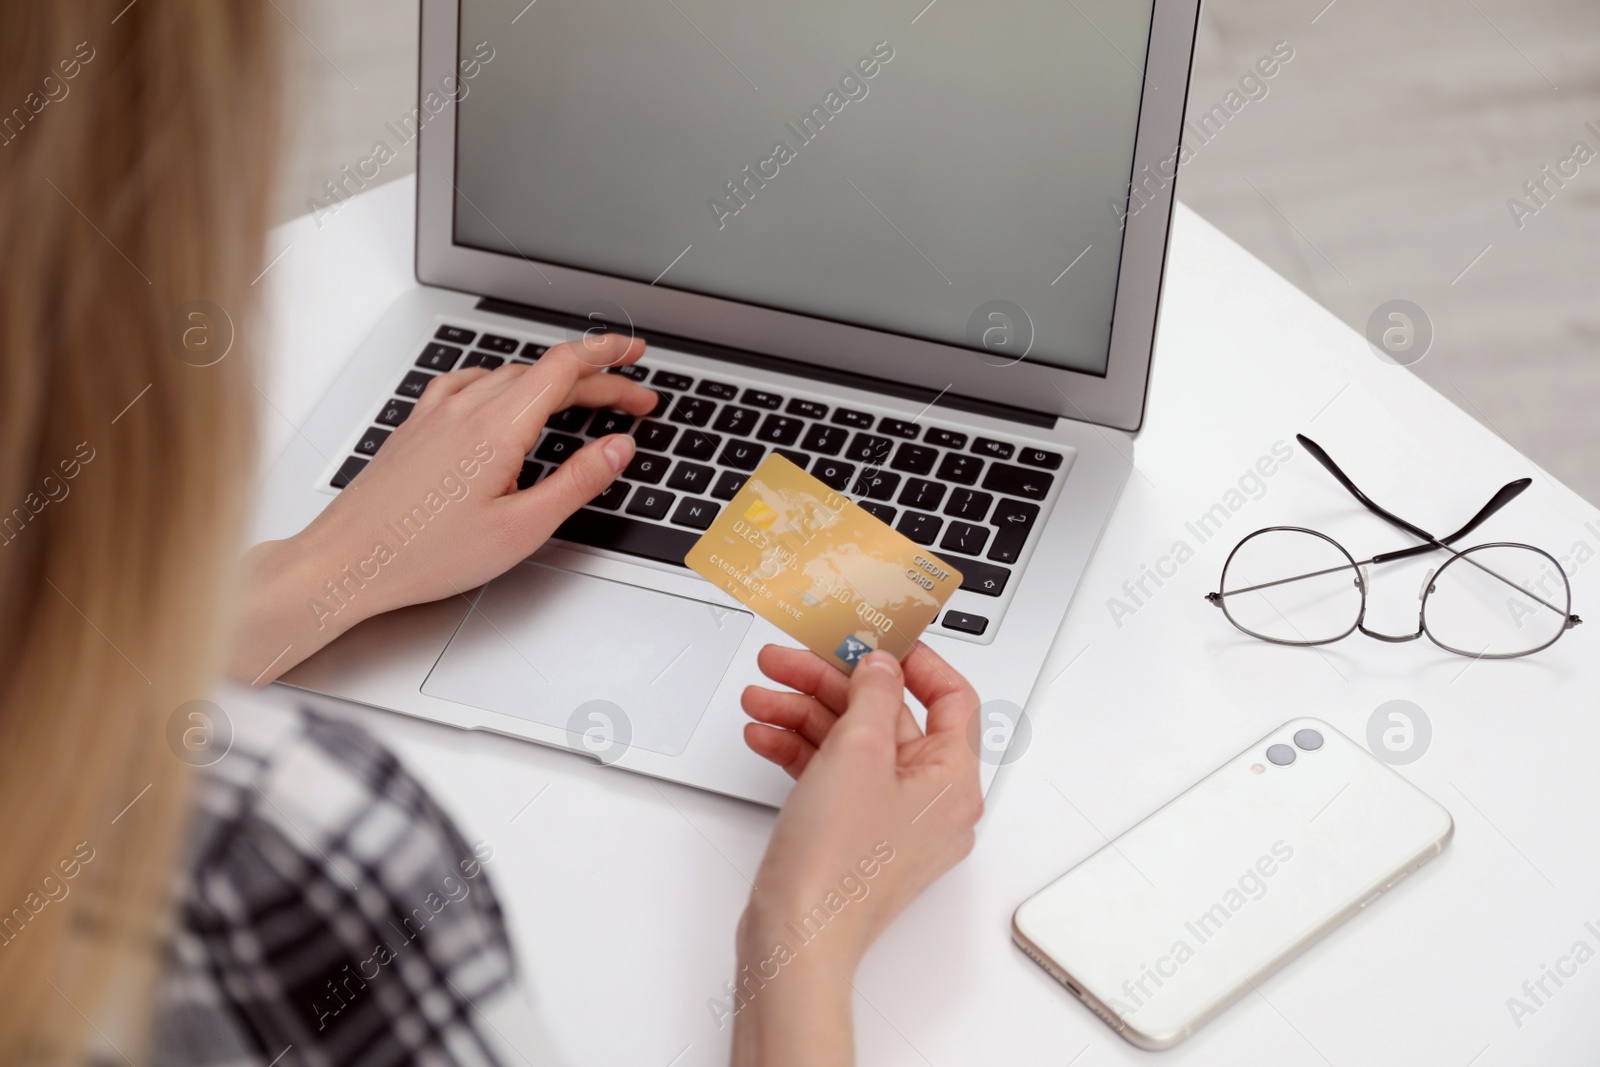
454;0;1154;375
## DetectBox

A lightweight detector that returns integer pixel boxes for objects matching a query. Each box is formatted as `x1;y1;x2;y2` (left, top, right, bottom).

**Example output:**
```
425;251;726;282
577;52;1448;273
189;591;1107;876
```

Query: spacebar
553;508;698;566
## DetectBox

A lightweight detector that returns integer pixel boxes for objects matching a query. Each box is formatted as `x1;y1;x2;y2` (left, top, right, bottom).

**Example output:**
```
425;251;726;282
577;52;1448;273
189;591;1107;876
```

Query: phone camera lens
1266;743;1296;766
1293;728;1324;751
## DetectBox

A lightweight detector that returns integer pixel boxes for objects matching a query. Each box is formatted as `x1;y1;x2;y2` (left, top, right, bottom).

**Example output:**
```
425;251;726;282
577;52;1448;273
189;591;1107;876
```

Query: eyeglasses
1206;434;1582;659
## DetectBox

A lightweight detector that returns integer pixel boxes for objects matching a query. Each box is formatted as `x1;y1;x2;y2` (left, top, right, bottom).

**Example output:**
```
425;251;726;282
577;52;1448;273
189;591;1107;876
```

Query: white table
254;175;1600;1067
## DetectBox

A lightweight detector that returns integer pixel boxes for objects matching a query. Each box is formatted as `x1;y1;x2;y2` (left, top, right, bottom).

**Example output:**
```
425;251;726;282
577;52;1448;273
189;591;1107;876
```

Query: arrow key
937;555;1011;598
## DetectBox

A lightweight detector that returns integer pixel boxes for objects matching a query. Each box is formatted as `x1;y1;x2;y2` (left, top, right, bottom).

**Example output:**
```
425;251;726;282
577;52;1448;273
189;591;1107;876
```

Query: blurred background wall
271;0;1600;503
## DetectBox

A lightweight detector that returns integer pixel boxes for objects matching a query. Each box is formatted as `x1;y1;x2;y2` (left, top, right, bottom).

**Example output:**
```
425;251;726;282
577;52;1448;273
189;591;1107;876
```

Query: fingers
755;644;851;714
412;365;495;415
901;641;980;738
743;722;817;779
569;330;645;370
499;433;635;546
742;685;839;749
895;703;924;747
497;336;647;453
839;651;906;748
459;361;530;396
566;374;659;415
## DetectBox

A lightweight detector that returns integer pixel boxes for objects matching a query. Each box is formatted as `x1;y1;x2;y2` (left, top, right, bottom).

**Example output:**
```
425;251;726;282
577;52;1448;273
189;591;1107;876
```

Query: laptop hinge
475;297;1059;430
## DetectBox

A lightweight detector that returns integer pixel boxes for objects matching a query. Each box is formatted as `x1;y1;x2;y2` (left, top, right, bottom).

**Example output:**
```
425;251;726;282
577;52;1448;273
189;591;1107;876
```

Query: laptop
257;0;1200;806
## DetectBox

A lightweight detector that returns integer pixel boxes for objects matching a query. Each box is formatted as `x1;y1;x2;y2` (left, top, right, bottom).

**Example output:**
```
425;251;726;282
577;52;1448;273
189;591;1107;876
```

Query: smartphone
1012;718;1452;1050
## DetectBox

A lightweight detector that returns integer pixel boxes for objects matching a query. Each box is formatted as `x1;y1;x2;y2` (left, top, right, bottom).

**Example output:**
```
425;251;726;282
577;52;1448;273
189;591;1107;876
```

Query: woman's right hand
730;643;983;1066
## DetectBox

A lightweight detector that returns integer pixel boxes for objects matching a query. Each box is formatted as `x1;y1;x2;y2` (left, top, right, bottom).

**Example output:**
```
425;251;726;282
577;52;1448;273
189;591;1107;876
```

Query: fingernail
601;435;635;472
861;650;898;674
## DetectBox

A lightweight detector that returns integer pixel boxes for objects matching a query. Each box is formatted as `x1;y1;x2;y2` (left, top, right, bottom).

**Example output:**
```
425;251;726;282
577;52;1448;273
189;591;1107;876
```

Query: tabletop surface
252;175;1600;1067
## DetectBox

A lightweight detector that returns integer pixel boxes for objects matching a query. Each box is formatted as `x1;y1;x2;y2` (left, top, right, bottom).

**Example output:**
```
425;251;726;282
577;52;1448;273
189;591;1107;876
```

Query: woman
0;4;983;1065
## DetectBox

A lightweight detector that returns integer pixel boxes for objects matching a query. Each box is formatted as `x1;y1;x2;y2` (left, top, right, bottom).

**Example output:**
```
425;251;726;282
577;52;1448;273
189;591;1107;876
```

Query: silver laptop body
255;0;1201;805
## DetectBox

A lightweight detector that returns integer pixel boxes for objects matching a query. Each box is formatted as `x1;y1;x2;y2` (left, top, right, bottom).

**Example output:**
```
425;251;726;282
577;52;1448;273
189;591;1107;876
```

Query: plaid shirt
151;694;560;1067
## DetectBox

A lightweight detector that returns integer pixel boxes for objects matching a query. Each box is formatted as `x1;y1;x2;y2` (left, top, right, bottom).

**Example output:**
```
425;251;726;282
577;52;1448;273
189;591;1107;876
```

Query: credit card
685;454;963;672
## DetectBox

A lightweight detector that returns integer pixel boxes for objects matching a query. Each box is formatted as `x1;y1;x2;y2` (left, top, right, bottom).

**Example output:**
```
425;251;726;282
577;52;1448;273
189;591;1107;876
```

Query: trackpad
422;561;752;757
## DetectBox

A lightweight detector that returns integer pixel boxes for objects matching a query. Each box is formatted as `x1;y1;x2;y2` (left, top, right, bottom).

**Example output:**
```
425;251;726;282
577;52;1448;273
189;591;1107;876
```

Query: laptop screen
452;1;1156;377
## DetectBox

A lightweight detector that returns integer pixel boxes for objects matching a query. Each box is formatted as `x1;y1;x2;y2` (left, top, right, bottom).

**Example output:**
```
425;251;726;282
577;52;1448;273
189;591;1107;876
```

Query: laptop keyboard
329;322;1069;639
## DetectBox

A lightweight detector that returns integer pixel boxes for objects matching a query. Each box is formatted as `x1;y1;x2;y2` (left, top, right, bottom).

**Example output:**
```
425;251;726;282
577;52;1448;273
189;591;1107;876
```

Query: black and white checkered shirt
151;696;558;1067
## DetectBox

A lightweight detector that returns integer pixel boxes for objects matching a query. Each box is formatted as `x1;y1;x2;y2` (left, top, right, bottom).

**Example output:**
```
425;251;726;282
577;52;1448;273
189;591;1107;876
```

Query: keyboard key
396;370;435;399
988;498;1040;563
786;398;828;419
711;470;748;500
648;390;670;417
623;451;671;485
946;488;993;521
859;502;896;524
756;414;804;446
626;486;675;520
534;433;583;463
972;437;1014;460
516;461;544;490
652;370;694;391
890;443;937;475
330;455;369;489
554;509;699;565
376;399;414;427
591;480;629;510
671;497;720;530
878;417;919;439
697;379;739;400
713;405;760;436
1018;447;1064;470
669;395;715;427
924;427;967;449
941;555;1010;597
743;389;784;410
416;343;461;372
773;448;809;467
937;452;983;485
942;610;989;636
607;363;648;381
673;430;721;461
845;433;893;465
667;462;715;494
831;407;874;428
355;426;391;456
896;511;943;546
521;342;548;360
435;324;476;345
898;478;946;511
636;420;677;451
719;440;766;471
940;521;990;556
478;333;518;354
801;423;848;456
587;410;636;436
811;458;855;491
548;407;592;433
852;469;901;500
982;462;1053;501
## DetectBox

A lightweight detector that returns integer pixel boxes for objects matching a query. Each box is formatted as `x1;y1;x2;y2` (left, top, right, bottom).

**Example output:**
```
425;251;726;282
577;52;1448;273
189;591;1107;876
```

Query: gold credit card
685;454;963;672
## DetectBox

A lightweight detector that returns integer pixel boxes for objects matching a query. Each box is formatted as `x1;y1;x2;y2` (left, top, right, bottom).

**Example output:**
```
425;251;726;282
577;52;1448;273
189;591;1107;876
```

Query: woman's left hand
229;333;655;684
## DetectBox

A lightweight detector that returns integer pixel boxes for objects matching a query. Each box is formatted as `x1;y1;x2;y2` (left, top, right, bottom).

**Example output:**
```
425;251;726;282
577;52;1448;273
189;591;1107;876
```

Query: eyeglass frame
1204;434;1583;659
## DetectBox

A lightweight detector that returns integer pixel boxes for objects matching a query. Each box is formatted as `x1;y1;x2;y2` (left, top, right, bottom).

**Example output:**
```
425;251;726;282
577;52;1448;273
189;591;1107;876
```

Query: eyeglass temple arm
1370;479;1533;564
1295;434;1532;563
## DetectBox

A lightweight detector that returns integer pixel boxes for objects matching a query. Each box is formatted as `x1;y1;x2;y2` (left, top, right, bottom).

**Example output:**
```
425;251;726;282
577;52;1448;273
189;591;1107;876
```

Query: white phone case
1012;717;1453;1050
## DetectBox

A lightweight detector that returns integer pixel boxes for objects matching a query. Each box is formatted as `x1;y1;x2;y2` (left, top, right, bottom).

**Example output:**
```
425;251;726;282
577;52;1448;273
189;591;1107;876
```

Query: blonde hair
0;2;281;1061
